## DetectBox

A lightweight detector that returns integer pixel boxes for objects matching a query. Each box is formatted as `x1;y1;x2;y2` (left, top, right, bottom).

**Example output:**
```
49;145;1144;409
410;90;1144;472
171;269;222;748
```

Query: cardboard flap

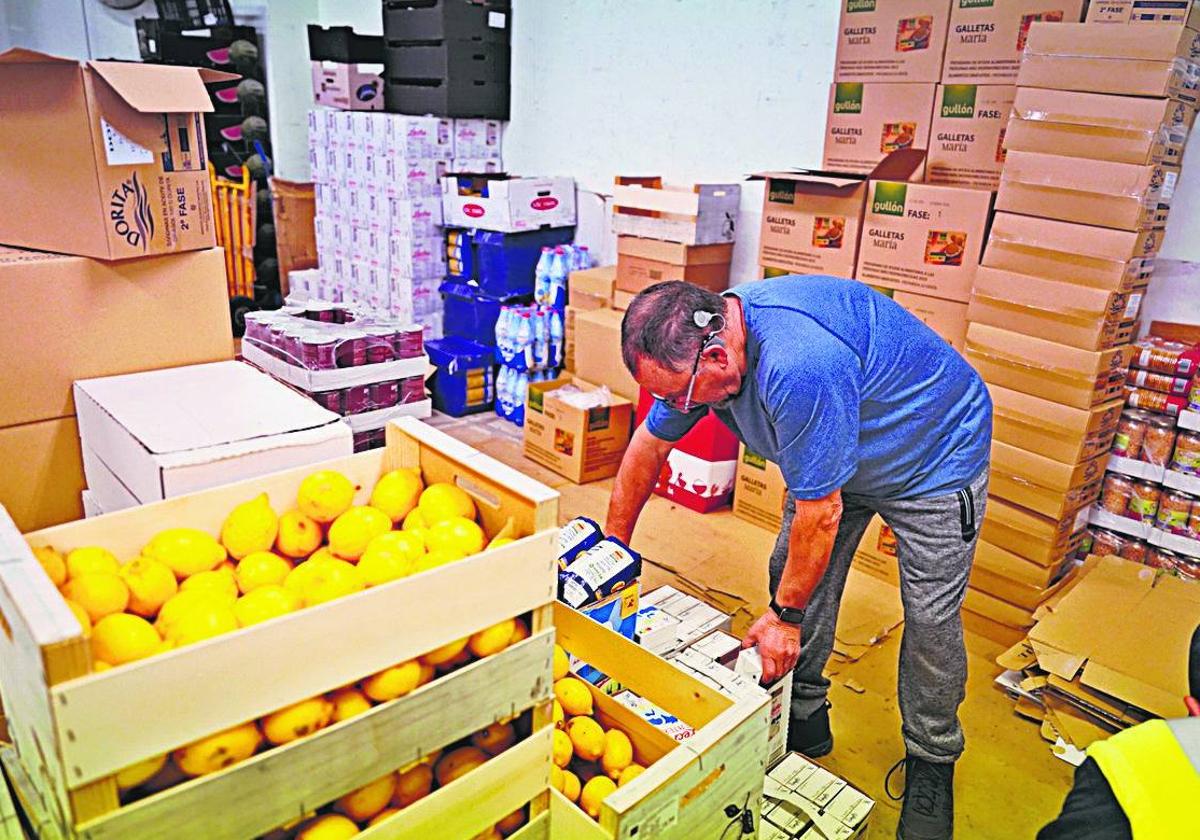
198;67;241;84
754;170;866;190
88;61;216;113
0;47;77;65
868;148;926;182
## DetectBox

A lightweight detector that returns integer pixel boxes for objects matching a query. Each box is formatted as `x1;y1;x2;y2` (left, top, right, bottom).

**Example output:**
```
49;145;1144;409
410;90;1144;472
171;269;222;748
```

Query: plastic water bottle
495;304;511;360
494;365;510;419
549;309;564;370
516;313;532;371
549;248;569;310
578;245;592;270
534;247;553;305
514;371;529;426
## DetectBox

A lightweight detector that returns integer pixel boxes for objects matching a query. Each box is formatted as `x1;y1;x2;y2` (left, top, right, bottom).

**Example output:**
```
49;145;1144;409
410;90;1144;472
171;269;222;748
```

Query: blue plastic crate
425;336;496;416
445;228;475;281
440;281;527;347
443;227;575;294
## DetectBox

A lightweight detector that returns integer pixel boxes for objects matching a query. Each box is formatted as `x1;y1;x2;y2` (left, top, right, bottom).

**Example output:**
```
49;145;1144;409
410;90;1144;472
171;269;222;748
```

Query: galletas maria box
835;0;952;83
926;84;1014;189
822;82;937;176
942;0;1084;84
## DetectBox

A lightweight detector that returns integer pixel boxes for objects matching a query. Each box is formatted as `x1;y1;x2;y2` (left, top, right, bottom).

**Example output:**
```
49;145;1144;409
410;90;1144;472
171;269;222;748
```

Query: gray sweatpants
768;468;989;763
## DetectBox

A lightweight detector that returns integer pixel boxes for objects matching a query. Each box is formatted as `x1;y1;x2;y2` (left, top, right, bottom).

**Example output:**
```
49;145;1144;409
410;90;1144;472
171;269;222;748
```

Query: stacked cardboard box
958;18;1200;644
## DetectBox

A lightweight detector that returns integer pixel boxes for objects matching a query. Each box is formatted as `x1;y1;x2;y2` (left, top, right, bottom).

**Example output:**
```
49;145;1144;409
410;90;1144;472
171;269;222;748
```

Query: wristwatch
769;597;806;626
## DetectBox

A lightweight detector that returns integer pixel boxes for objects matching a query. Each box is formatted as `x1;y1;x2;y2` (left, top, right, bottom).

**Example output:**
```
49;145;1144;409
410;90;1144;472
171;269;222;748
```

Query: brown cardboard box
823;83;937;176
964;586;1035;630
943;0;1084;83
989;384;1124;464
613;289;635;311
1017;20;1200;102
855;180;993;302
968;267;1142;350
835;0;952;83
569;265;616;310
969;564;1061;612
732;445;788;532
892;290;969;350
961;604;1029;646
853;516;901;588
565;306;579;371
0;49;232;259
1004;88;1195;166
524;377;633;483
0;247;234;429
756;150;925;278
990;440;1107;520
573;308;640;404
982;497;1088;567
965;323;1131;408
982;211;1160;292
996;151;1169;231
615;237;733;294
975;537;1075;589
1087;0;1200;26
0;416;85;533
926;84;1014;189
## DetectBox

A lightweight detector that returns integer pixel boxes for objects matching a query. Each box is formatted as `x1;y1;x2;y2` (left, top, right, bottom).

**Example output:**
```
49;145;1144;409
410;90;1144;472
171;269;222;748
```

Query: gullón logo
743;450;768;470
847;0;876;11
768;179;796;204
959;0;994;7
941;85;977;118
833;83;864;114
109;170;155;251
872;182;907;216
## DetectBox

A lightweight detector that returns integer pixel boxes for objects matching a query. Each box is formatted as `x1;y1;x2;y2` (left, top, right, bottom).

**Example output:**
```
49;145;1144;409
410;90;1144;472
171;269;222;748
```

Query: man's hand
743;610;801;684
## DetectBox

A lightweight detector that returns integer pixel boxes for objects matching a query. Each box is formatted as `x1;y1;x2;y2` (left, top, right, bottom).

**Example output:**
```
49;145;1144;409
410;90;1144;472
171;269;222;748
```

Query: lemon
91;613;162;667
336;772;395;822
275;509;324;558
487;536;515;550
472;829;502;840
233;585;300;627
617;764;646;787
562;769;582;802
329;687;372;722
510;618;530;645
307;547;338;565
327;505;392;561
295;814;359;840
401;508;428;531
119;557;178;618
415;548;466;574
144;529;226;579
64;599;92;636
580;775;617;818
418;483;476;525
368;808;400;828
65;546;119;579
471;722;515;756
553;644;570;681
293;557;365;607
434;746;488;787
551;764;565;792
115;753;166;790
297;470;357;524
220;493;279;560
420;636;469;667
554;677;593;717
173;721;262;776
370;468;424;523
155;590;228;635
361;660;421;702
32;545;66;587
235;551;293;594
468;618;515;658
497;809;527;834
358;531;423;586
63;572;129;622
600;728;634;778
262;696;333;745
552;700;565;728
160;600;237;647
179;568;238;606
393;762;433;807
568;716;605;762
552;728;573;768
426;516;486;557
282;556;329;597
416;661;437;687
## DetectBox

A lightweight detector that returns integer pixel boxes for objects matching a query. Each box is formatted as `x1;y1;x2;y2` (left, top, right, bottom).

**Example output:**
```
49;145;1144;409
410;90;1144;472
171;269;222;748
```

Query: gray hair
621;281;726;375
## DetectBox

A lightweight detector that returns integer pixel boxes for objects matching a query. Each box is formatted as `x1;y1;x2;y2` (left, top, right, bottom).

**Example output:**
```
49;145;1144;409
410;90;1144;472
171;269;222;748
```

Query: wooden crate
0;418;559;839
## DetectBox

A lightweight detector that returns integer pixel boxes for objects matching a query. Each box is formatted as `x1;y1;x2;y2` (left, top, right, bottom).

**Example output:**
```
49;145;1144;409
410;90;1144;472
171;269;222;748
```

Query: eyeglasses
652;333;719;413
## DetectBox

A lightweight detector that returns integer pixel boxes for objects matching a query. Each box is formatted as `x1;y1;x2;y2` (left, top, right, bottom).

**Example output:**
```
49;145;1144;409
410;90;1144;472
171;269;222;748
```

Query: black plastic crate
383;0;511;45
307;25;385;63
137;18;259;72
154;0;234;27
384;76;509;119
384;40;510;83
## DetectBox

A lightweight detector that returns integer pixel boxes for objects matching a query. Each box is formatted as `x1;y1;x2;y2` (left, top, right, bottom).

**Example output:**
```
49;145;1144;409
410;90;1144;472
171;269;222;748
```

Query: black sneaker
787;701;833;758
887;755;955;840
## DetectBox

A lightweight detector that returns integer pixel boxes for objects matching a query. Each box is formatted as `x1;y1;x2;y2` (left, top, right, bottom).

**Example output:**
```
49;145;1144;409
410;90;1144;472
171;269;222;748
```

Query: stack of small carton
959;14;1199;644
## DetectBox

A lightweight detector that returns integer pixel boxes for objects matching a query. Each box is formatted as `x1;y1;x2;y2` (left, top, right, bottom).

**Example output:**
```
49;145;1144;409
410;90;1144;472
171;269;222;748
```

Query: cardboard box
964;322;1132;408
942;0;1085;84
853;516;901;588
613;289;635;311
74;362;353;510
969;554;1072;611
0;49;231;259
974;537;1075;589
451;118;503;160
310;61;384;111
636;388;740;514
523;376;633;484
1017;20;1200;102
969;267;1141;350
572;308;640;404
926;84;1014;189
1086;0;1200;26
615;237;733;294
611;178;741;245
733;445;789;532
1004;88;1195;166
982;497;1089;567
855;180;993;303
756;150;925;277
440;174;576;232
835;0;952;83
989;384;1124;464
963;585;1035;630
0;417;85;533
568;265;616;310
635;604;682;655
822;82;937;176
990;440;1107;519
892;290;969;350
765;753;875;839
982;211;1160;292
0;247;233;429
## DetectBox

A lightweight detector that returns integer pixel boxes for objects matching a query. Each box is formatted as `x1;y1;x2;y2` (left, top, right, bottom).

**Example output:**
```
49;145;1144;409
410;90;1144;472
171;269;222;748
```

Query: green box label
833;83;864;115
847;0;876;11
941;85;977;118
872;182;907;217
767;178;796;205
529;389;544;414
742;449;767;470
587;407;611;432
959;0;994;7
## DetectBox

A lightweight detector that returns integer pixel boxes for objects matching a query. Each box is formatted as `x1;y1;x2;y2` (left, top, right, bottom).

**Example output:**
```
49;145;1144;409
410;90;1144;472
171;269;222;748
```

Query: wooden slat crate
0;418;559;839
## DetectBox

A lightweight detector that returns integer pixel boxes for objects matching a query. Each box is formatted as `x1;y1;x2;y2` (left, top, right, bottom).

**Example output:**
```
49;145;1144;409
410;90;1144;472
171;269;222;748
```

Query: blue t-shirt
645;276;992;501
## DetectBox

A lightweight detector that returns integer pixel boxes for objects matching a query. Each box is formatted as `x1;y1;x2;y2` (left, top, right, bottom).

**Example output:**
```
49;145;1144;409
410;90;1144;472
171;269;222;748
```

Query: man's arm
744;489;843;683
605;423;676;544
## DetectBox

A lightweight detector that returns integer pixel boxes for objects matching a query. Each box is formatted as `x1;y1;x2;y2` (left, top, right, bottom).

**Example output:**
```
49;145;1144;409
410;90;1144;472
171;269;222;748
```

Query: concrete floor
430;412;1076;839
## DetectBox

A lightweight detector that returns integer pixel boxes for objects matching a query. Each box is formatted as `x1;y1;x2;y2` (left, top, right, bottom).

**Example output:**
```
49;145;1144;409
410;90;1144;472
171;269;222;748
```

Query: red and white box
636;388;741;513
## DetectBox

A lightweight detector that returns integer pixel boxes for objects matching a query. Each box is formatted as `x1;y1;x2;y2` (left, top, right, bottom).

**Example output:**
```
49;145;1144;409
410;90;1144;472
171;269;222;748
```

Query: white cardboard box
74;362;353;511
452;118;503;160
441;175;577;232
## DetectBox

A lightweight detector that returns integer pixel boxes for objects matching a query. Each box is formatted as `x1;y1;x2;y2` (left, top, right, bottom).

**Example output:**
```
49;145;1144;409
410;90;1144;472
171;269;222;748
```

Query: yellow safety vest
1087;718;1200;839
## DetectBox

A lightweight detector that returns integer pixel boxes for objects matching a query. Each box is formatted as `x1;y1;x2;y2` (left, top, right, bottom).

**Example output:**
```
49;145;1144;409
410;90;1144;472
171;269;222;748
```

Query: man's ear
707;342;730;367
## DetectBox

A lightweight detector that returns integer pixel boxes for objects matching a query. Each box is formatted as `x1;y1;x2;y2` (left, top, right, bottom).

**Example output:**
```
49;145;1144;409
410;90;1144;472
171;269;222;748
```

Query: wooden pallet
0;418;559;839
